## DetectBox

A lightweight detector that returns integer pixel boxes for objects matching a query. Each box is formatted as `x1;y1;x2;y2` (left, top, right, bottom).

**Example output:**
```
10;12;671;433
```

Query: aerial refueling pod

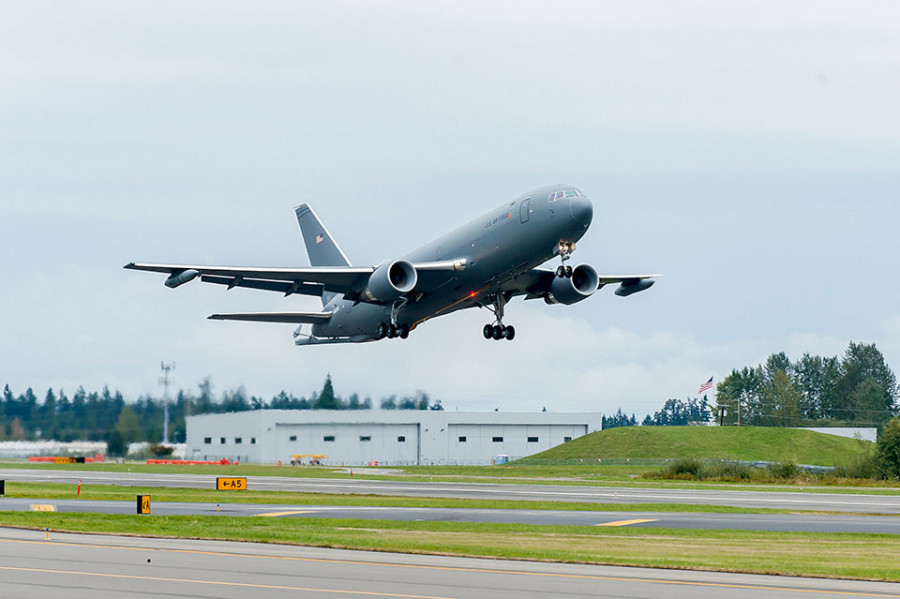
545;264;599;305
615;278;655;297
164;269;200;288
362;260;417;302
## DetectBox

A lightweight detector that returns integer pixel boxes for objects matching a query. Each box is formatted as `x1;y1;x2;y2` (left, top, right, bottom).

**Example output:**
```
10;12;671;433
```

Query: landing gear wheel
387;323;397;338
483;324;493;339
492;325;504;340
556;265;566;278
564;265;573;278
503;325;515;341
376;322;388;339
398;324;410;339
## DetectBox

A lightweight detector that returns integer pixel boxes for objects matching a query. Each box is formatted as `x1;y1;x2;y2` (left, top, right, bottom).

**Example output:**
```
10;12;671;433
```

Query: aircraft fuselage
312;184;593;339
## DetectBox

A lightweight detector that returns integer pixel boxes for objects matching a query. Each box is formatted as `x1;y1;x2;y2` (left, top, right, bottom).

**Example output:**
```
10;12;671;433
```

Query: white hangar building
185;410;603;466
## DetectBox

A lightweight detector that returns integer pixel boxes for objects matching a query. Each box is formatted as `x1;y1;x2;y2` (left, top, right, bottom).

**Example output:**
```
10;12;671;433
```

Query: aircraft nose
569;196;593;228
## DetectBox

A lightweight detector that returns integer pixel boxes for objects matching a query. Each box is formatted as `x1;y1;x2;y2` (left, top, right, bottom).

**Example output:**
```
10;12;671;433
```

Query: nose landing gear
482;293;516;341
555;241;576;278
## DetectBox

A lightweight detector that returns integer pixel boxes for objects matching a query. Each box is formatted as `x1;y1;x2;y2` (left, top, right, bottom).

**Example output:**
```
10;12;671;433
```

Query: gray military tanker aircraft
126;184;659;345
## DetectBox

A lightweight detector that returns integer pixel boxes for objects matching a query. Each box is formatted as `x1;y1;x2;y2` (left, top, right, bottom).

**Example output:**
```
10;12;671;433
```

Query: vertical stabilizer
294;204;351;306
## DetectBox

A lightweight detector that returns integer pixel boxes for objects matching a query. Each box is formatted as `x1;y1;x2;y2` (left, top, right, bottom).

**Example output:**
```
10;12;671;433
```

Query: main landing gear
483;323;515;341
376;322;409;339
482;293;515;341
376;298;410;340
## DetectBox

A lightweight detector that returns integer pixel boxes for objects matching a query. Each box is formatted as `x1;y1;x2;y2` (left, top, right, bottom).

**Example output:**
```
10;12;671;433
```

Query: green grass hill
526;426;871;466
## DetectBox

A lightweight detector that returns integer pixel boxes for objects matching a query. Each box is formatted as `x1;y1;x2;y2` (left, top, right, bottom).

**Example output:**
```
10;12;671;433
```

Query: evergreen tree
57;389;73;440
72;386;87;436
106;429;127;457
602;408;637;428
195;377;217;414
313;374;341;409
40;388;58;439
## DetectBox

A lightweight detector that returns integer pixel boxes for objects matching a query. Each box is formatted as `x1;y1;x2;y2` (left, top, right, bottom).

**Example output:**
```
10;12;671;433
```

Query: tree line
603;343;897;430
715;342;897;427
0;375;442;444
602;397;713;429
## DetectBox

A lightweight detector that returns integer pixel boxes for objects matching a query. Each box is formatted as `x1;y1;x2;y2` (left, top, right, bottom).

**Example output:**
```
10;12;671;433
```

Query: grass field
1;512;897;581
528;426;872;465
6;460;900;492
0;481;791;514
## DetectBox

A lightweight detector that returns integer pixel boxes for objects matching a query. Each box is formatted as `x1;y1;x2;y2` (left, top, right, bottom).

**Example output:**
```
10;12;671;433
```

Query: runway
2;497;899;533
2;468;900;514
1;527;897;599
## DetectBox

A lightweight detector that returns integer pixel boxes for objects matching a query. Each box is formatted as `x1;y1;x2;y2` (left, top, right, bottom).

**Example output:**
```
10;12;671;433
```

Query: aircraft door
519;198;531;223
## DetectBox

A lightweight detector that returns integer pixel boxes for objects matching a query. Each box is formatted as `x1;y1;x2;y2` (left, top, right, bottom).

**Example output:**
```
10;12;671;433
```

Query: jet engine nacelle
615;278;655;297
363;259;418;302
545;264;599;305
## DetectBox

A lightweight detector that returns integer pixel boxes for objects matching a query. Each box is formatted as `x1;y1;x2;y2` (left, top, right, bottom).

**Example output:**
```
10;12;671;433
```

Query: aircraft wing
515;268;662;299
124;262;373;297
596;274;663;288
208;312;332;323
124;259;469;301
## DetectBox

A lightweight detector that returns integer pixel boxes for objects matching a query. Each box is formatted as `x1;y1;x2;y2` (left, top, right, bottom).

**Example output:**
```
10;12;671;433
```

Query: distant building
185;410;603;465
797;427;877;443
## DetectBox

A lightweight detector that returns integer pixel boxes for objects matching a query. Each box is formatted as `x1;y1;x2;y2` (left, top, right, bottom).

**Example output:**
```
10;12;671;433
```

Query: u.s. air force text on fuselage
125;184;659;345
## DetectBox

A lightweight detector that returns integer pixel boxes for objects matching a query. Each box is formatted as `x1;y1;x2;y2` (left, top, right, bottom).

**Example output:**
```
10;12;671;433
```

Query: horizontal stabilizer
208;312;332;324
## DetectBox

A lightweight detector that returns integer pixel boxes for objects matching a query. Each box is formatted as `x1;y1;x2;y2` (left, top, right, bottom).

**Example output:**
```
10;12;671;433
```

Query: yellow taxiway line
0;565;454;599
596;519;658;527
254;510;318;517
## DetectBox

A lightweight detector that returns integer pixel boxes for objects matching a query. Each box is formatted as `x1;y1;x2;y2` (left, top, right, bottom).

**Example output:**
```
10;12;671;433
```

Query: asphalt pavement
1;527;898;599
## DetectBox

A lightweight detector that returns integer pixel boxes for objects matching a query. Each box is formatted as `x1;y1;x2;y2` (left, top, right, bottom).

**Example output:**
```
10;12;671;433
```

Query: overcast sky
2;1;898;416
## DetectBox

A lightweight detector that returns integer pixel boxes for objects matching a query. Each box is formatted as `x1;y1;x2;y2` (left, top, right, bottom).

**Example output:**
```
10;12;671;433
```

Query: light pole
159;362;175;444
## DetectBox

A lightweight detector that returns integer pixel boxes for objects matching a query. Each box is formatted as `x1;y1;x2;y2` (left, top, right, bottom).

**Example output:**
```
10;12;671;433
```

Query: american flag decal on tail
315;234;324;244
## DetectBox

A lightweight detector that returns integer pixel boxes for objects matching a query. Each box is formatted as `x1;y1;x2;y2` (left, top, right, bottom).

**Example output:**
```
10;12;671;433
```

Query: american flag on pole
698;377;714;394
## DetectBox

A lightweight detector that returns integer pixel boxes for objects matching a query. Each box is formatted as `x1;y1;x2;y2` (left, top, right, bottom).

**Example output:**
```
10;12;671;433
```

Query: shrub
835;452;879;480
149;444;175;458
665;458;702;478
877;418;900;479
768;461;799;479
706;461;753;481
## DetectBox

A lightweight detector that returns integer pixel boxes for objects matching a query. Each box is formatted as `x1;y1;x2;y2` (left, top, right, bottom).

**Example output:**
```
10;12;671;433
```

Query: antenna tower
159;361;175;444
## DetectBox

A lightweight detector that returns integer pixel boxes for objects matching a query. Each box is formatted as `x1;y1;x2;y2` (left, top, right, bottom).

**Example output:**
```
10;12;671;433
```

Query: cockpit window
548;189;585;202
